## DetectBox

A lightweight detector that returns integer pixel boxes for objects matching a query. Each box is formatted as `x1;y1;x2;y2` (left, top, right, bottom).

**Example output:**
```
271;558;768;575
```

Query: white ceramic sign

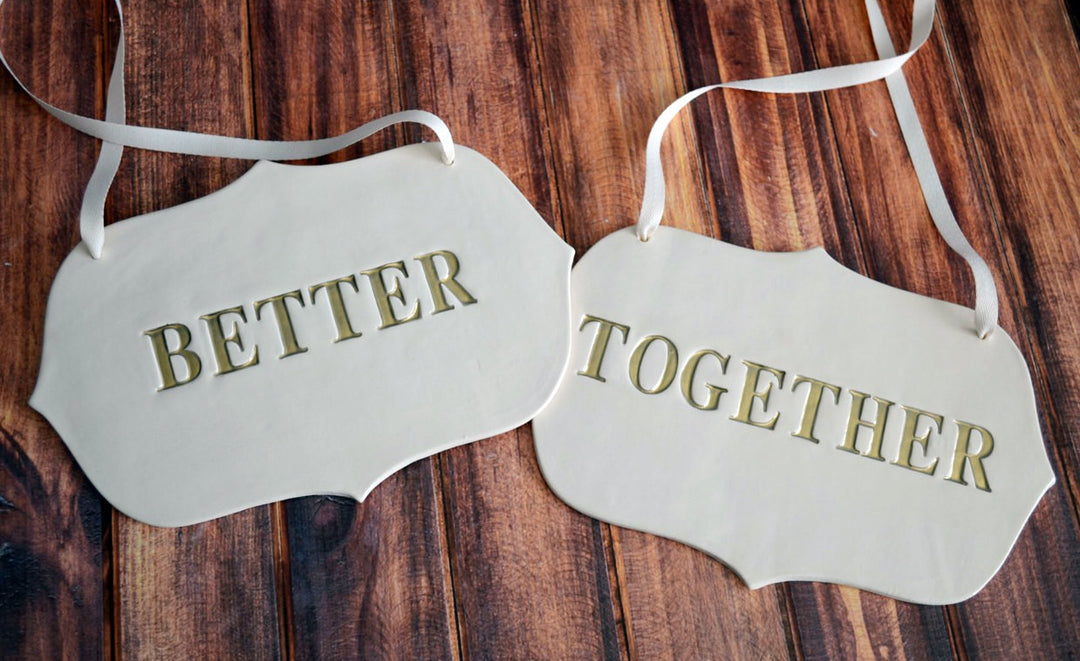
32;143;573;527
533;226;1054;604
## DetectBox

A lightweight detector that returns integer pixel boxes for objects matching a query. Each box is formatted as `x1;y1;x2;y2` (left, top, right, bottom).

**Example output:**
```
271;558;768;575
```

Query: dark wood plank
392;3;625;656
248;4;458;657
788;586;953;660
106;2;282;657
0;0;107;658
610;529;796;658
671;0;865;260
530;0;795;657
249;0;403;160
282;480;456;660
531;0;717;252
440;426;624;659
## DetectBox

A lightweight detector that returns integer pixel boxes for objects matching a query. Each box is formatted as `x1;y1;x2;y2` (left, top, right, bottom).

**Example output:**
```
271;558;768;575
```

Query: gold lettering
629;335;678;395
838;391;893;461
144;323;202;391
361;261;422;329
946;421;994;492
254;290;308;359
730;361;785;429
891;406;943;476
576;315;630;382
791;375;841;443
680;349;729;411
309;276;364;342
199;306;259;376
414;250;477;314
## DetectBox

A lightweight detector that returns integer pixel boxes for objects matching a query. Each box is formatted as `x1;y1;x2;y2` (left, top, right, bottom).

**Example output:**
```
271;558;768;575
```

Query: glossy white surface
33;143;573;527
533;226;1053;604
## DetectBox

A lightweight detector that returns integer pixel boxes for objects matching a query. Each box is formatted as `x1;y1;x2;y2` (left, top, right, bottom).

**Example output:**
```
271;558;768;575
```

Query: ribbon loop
0;0;455;259
635;0;998;338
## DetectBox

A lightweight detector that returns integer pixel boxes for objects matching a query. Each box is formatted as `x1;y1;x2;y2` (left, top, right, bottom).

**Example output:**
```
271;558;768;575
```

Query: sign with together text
533;227;1053;604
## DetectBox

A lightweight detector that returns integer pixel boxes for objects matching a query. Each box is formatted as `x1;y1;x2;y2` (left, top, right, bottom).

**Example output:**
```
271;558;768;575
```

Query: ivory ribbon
0;0;455;259
1;0;996;336
636;0;997;338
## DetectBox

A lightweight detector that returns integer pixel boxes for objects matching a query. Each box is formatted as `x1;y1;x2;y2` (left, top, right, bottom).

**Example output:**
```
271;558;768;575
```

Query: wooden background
2;0;1078;658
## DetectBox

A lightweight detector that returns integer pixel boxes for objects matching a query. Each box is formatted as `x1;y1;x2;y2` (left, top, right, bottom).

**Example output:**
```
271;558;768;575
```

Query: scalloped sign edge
533;226;1054;605
32;143;574;527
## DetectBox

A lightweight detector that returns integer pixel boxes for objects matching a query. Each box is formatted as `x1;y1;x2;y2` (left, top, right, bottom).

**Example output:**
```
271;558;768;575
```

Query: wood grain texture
1;0;1079;657
0;1;106;658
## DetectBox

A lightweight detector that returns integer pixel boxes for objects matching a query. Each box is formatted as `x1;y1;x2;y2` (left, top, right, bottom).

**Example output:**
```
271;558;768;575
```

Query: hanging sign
532;0;1054;604
32;144;572;527
4;1;572;526
533;227;1051;604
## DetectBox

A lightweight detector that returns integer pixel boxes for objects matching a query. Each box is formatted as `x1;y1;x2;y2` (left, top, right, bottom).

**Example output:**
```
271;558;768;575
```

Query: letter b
144;323;202;391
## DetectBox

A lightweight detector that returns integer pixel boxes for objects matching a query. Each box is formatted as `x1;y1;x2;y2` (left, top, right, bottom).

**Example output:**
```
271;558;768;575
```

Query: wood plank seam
386;0;423;157
520;0;571;244
601;524;633;659
1065;0;1080;43
434;452;468;661
240;0;294;657
776;585;807;661
786;0;875;279
586;520;628;660
95;2;118;660
944;607;971;661
270;503;295;661
109;508;120;661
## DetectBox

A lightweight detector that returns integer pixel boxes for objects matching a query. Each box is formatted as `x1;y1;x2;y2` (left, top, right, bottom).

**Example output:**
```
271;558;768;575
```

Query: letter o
628;335;678;395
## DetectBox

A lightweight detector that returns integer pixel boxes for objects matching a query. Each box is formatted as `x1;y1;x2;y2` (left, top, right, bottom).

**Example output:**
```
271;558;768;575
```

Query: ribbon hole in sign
5;0;574;527
533;0;1053;605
